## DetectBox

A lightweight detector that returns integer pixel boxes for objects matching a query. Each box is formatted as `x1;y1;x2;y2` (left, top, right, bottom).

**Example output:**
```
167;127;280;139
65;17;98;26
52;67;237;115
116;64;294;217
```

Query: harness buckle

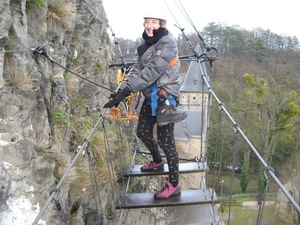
157;89;167;95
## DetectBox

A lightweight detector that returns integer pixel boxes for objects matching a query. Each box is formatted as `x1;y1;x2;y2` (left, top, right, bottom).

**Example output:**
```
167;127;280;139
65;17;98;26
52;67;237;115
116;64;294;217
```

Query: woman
104;9;186;199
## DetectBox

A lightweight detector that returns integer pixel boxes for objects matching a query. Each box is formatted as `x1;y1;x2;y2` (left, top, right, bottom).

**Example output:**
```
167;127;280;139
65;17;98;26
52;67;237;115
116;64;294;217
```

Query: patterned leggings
137;99;179;187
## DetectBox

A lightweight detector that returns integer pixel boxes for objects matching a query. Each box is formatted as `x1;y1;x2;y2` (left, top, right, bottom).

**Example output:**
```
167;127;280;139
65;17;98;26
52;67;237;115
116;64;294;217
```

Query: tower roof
180;44;210;92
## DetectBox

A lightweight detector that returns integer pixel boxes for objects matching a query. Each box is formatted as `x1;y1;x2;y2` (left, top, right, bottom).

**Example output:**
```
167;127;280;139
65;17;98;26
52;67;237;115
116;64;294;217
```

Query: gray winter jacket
124;35;181;101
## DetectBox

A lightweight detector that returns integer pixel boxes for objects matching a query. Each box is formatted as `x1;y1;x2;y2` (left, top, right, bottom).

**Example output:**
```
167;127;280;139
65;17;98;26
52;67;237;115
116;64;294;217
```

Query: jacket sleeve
130;58;142;75
125;36;178;93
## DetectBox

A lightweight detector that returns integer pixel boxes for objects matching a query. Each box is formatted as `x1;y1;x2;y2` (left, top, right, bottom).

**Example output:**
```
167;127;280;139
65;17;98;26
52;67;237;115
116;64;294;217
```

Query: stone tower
175;44;211;189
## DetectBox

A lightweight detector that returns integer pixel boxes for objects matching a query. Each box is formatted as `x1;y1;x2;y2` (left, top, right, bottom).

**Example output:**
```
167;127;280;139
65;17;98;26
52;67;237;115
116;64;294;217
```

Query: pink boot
140;159;165;172
154;182;181;199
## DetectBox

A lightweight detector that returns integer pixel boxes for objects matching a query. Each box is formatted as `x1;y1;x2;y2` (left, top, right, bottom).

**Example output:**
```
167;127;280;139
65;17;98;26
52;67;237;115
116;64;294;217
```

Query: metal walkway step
116;188;217;209
121;162;208;177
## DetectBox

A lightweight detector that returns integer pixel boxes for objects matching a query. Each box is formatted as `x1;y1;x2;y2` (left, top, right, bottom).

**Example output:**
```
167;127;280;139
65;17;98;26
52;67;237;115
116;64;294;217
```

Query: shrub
5;71;34;92
26;0;44;11
47;0;75;30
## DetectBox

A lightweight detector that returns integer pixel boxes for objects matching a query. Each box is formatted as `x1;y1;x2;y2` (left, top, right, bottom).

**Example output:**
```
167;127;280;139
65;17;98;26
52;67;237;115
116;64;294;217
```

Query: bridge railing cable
201;74;300;214
31;112;106;225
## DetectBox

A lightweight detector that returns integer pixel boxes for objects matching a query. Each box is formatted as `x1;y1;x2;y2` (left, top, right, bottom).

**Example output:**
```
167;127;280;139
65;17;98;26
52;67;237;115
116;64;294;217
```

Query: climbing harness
148;56;179;116
149;84;177;116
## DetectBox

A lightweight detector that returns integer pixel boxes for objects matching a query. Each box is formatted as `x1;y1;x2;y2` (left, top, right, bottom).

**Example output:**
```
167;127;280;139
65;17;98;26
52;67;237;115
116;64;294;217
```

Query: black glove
103;86;131;108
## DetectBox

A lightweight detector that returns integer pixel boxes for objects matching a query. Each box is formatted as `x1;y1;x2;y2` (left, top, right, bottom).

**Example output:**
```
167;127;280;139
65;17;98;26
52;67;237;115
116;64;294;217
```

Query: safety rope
0;48;33;53
33;46;115;92
0;46;116;93
31;113;105;225
204;80;212;169
210;100;223;223
163;0;219;69
86;143;104;224
201;74;300;215
176;0;212;51
199;74;205;161
101;119;117;205
226;125;239;225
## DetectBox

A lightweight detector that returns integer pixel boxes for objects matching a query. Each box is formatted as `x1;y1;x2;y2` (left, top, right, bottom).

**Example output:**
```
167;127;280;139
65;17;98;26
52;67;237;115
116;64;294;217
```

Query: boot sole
140;164;164;172
157;113;187;126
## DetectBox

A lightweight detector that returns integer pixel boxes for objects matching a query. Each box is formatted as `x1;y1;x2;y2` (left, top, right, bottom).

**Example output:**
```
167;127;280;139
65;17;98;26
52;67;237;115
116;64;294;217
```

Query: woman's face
144;18;160;37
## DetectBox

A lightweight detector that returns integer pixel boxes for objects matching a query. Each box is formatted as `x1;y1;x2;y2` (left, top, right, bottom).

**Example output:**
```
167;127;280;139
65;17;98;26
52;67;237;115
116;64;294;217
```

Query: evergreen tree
240;153;249;193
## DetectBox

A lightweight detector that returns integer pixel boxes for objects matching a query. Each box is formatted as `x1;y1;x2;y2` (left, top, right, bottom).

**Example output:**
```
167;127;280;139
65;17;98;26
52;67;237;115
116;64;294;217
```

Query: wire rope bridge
24;41;300;225
28;3;299;224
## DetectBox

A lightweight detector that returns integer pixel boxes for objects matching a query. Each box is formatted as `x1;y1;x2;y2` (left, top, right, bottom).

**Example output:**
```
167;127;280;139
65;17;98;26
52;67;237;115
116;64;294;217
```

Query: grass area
207;170;279;198
208;171;292;225
220;204;288;225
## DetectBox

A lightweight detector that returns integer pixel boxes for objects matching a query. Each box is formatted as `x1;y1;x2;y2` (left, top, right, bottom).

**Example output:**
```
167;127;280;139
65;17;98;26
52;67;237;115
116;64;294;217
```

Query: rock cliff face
0;0;115;224
0;1;170;224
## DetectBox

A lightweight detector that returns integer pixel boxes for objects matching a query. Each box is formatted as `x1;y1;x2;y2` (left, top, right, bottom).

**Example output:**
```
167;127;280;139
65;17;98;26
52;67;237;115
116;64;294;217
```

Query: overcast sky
103;0;299;40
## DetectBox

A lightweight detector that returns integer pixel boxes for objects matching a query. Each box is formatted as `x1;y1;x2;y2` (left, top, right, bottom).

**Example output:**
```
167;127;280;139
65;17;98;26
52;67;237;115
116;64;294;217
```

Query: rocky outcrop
0;0;114;224
0;0;11;88
0;0;170;224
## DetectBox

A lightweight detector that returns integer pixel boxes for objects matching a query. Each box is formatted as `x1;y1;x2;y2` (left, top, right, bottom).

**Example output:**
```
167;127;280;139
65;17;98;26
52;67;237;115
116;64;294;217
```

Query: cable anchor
34;45;55;62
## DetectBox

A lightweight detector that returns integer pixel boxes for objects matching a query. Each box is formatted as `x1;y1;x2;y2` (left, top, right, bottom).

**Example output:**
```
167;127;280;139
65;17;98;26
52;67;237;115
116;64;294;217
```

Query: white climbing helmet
143;7;167;21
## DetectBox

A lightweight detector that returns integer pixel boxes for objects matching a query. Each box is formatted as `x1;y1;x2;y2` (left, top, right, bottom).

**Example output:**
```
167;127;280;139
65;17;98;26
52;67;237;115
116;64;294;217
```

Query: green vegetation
35;145;56;156
95;61;102;68
71;34;83;49
71;95;88;115
51;108;69;126
211;172;287;224
4;29;17;51
95;61;103;73
47;0;75;29
5;71;34;92
26;0;43;11
224;204;282;225
208;171;279;196
240;154;249;193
